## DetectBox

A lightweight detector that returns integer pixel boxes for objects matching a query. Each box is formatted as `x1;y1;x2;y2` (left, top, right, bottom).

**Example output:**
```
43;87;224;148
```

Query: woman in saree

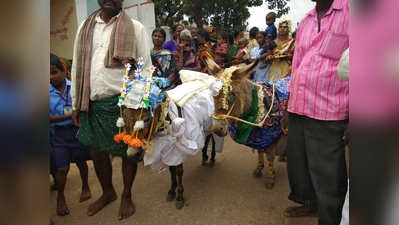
265;19;296;83
162;24;184;52
196;28;215;73
150;28;177;83
251;31;271;82
173;29;201;72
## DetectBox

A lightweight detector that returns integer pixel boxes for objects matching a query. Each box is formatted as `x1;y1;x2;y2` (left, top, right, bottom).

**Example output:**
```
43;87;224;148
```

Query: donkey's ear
232;58;261;80
202;55;222;78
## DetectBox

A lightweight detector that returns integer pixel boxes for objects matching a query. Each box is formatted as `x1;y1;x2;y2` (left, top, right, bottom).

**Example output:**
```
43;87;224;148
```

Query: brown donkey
202;56;290;189
121;79;218;210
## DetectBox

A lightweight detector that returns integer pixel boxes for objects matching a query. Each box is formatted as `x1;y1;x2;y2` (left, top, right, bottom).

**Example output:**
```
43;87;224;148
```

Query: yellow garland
221;67;240;110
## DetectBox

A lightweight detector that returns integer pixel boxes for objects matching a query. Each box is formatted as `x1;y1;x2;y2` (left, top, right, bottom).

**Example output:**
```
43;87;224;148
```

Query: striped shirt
288;0;349;121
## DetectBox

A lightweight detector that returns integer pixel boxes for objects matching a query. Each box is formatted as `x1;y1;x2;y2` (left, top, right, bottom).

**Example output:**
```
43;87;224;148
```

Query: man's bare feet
57;196;69;216
284;205;319;218
79;187;91;202
87;191;117;216
118;195;135;220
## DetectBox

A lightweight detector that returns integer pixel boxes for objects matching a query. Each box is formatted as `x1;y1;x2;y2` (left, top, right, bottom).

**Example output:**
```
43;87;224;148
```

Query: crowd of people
50;0;349;224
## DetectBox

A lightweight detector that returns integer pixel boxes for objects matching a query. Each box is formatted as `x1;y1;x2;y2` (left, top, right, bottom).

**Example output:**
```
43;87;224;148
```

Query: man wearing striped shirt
281;0;349;224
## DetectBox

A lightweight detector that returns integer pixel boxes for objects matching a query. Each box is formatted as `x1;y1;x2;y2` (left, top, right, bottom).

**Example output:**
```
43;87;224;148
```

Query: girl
251;31;271;82
196;28;215;73
214;31;228;68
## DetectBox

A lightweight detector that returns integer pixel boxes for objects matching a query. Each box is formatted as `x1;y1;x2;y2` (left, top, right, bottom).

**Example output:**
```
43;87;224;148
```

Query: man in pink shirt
281;0;349;224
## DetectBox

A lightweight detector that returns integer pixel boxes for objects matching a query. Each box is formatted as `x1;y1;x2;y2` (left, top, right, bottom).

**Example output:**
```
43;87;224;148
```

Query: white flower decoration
117;99;124;107
116;117;125;127
135;70;141;78
125;63;132;71
120;87;127;95
122;76;129;83
137;57;144;65
150;65;156;73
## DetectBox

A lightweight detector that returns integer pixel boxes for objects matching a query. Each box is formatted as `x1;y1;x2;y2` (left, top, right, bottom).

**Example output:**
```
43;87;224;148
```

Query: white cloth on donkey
144;73;224;173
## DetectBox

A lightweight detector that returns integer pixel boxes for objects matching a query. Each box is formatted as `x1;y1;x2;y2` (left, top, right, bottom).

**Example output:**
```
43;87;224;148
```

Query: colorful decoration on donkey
113;57;170;157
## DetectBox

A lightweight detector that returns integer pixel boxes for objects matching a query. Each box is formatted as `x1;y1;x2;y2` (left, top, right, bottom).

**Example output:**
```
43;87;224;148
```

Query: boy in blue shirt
50;53;91;216
265;12;277;41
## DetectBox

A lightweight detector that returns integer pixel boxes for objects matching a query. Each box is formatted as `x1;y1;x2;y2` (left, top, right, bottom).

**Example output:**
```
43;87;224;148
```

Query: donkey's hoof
265;175;275;189
277;156;286;162
207;160;215;168
265;182;274;189
201;156;209;166
176;199;184;210
253;169;262;178
166;193;176;202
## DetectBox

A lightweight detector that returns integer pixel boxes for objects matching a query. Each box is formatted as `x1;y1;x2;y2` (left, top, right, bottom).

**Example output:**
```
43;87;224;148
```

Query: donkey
202;56;290;189
121;75;219;210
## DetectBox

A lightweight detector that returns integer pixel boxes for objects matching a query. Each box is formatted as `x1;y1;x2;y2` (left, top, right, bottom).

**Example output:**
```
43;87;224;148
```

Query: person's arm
50;114;72;123
215;49;226;57
174;49;184;72
71;22;84;126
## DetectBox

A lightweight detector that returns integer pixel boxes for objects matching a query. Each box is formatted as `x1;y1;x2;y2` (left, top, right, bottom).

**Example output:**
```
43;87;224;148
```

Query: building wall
50;0;79;59
50;0;155;60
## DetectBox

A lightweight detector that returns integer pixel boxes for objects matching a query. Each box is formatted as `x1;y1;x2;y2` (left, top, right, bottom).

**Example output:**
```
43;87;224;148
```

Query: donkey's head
202;56;260;137
121;105;161;162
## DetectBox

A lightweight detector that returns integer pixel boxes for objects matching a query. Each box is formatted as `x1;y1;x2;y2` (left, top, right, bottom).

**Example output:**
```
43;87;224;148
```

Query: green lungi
79;95;128;157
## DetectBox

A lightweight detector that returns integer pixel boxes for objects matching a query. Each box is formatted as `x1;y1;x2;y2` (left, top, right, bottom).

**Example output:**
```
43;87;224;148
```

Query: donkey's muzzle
212;118;229;137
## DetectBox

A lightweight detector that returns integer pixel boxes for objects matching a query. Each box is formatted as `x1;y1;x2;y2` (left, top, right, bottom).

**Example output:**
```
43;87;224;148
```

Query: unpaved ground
50;135;349;225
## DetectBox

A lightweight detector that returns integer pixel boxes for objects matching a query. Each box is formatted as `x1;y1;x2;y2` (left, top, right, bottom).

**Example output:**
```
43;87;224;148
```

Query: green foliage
153;0;187;27
265;0;290;18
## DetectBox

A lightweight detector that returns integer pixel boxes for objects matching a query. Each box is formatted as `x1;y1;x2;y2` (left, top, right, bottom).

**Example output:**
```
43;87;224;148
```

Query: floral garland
221;67;240;110
114;58;156;150
113;58;171;153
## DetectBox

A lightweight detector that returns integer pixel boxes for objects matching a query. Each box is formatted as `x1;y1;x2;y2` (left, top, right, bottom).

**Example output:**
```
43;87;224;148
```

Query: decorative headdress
278;19;292;33
114;58;170;156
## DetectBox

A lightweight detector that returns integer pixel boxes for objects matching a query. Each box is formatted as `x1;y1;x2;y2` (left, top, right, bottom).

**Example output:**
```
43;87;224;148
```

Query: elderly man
71;0;151;220
281;0;349;224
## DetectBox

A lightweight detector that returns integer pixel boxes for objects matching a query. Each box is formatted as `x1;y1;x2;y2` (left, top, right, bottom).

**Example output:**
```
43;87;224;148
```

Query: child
265;12;277;41
214;31;229;68
226;37;249;68
224;33;239;67
50;53;91;216
248;27;259;55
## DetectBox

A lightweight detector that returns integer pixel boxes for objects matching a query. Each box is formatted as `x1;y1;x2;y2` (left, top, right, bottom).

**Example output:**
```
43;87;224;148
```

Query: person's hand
281;112;289;135
284;53;293;60
72;110;81;127
266;55;275;61
343;123;349;146
178;43;185;54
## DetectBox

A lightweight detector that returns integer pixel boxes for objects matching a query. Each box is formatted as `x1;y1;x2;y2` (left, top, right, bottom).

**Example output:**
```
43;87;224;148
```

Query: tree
153;0;187;27
265;0;290;18
153;0;263;30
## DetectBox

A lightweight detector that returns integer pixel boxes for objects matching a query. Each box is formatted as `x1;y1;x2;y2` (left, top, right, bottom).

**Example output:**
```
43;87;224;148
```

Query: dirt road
50;135;348;225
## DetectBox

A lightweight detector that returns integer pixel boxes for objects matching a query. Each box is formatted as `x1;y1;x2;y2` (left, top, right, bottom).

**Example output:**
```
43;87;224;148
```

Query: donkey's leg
201;134;212;165
176;164;185;210
167;166;177;202
253;149;264;178
265;151;276;189
208;135;216;168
